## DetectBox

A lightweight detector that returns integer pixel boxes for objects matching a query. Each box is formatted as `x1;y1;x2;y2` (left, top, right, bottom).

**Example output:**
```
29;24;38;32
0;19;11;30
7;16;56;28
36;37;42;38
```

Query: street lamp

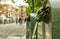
31;0;34;13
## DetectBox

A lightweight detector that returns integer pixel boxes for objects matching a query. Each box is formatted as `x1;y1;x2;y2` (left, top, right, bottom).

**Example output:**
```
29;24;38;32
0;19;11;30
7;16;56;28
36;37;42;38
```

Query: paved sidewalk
0;23;26;39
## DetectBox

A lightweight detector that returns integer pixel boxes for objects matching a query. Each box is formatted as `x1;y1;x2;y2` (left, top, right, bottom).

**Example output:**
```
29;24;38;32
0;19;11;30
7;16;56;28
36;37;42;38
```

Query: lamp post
31;0;38;39
31;0;34;13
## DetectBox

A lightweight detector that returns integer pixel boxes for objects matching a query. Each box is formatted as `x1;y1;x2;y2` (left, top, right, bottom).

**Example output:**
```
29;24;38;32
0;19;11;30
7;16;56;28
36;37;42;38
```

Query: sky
50;0;60;8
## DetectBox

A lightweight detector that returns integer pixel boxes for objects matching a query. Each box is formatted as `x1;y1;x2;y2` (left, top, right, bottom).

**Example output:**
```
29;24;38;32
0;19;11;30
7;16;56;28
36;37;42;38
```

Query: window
0;5;2;10
0;13;1;16
5;12;8;17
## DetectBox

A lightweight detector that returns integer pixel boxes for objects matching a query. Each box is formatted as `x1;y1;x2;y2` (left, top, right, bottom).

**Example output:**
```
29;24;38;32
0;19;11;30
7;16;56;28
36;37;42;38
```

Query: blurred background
0;0;60;39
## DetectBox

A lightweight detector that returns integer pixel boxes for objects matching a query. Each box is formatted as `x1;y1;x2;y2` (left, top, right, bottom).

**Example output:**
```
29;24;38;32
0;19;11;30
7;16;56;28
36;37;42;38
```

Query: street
0;23;26;39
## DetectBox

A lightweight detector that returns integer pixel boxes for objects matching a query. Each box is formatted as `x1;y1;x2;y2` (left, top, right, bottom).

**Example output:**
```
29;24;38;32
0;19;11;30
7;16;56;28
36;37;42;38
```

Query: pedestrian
19;18;22;24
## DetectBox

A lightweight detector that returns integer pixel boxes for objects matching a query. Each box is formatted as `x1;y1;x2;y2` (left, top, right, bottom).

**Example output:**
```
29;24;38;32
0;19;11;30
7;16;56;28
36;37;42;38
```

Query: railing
32;22;38;39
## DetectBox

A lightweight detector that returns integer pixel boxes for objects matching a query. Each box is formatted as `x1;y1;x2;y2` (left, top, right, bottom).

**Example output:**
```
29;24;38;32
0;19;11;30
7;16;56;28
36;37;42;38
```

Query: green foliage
34;0;43;12
26;7;31;15
26;0;43;15
52;8;60;39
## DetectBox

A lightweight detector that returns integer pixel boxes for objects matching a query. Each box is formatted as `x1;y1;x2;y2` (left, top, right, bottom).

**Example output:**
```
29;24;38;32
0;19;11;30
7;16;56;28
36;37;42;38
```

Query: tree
26;0;43;15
